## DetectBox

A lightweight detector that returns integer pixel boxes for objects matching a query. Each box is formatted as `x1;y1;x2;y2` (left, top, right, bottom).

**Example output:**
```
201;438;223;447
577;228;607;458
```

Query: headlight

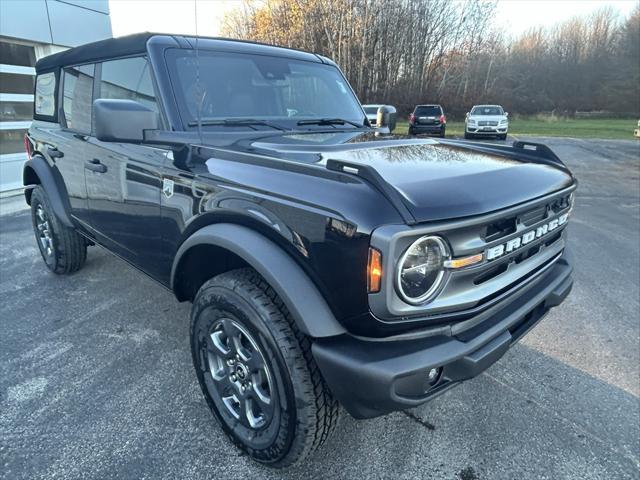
468;119;476;124
500;119;508;124
396;235;449;305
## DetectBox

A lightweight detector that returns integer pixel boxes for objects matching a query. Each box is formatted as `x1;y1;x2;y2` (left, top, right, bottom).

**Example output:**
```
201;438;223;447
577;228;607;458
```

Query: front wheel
190;268;340;467
464;131;472;139
499;134;508;140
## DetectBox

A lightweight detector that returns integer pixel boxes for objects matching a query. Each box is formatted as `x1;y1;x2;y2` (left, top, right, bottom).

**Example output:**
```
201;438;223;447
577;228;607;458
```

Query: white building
0;0;112;195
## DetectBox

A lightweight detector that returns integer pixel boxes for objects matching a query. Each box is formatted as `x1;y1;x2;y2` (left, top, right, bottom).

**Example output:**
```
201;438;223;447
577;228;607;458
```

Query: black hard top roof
35;32;324;72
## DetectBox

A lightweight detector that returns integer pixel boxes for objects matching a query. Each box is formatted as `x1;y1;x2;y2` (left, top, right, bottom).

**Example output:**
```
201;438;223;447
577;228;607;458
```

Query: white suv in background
465;105;509;140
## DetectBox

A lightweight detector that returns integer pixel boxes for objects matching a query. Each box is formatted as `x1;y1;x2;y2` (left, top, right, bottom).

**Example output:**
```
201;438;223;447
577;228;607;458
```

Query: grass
395;117;639;140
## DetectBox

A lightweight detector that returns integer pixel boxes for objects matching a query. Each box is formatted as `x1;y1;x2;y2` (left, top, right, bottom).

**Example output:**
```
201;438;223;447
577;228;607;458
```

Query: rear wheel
190;268;340;467
30;185;87;274
440;128;446;138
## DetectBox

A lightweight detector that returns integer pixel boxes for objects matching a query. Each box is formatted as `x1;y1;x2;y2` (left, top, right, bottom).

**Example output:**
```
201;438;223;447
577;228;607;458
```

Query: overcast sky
109;0;639;38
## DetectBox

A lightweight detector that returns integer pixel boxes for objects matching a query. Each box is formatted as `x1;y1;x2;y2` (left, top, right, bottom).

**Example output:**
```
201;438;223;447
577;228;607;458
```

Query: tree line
221;0;639;118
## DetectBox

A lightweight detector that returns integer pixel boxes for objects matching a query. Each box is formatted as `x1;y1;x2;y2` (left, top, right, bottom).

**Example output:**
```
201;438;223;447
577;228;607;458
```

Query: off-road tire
190;268;341;468
30;185;87;274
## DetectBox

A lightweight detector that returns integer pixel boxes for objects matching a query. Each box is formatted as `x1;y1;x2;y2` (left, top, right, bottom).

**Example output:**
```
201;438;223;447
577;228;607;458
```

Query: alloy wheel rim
204;317;274;429
35;205;54;257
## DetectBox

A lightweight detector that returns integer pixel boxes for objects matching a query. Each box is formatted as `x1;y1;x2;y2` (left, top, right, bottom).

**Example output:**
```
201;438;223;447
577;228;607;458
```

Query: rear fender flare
23;156;74;228
171;223;346;338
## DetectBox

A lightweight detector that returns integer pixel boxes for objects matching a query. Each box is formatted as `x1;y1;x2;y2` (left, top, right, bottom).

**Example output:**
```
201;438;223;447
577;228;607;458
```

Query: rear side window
34;72;56;119
98;57;157;112
63;64;95;133
415;106;442;116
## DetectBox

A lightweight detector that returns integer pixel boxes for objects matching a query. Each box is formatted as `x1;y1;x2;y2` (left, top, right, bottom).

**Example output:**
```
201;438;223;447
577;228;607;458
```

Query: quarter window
63;64;95;133
98;57;157;112
35;72;56;117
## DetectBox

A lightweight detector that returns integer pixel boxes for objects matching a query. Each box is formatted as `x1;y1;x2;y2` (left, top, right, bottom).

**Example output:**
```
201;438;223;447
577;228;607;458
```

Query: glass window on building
98;57;157;112
0;39;36;192
63;64;95;133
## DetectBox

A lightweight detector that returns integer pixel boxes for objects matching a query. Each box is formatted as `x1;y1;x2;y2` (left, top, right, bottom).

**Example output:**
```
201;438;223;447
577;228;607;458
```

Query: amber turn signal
444;253;484;269
367;247;383;293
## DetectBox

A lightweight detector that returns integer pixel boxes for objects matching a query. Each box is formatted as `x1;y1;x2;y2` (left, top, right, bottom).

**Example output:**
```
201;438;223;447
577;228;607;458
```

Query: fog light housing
427;367;442;386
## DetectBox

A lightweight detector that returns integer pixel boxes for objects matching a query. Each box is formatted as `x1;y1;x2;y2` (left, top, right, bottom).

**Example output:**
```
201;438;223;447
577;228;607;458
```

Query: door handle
47;147;64;159
85;158;107;173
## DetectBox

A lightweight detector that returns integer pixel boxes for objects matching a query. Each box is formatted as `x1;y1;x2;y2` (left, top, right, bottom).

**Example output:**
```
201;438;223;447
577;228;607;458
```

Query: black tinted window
35;72;56;117
415;106;441;116
63;64;95;133
98;57;157;111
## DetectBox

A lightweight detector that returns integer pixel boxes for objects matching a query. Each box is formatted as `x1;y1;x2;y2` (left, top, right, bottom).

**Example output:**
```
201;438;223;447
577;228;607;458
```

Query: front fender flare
23;156;74;228
171;223;346;338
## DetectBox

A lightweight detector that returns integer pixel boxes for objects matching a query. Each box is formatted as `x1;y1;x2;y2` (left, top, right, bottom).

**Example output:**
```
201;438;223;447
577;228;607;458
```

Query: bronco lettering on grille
486;213;569;261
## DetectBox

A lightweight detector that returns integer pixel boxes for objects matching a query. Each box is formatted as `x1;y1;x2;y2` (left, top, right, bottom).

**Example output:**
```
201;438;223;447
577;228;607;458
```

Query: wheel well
23;165;40;205
173;244;250;302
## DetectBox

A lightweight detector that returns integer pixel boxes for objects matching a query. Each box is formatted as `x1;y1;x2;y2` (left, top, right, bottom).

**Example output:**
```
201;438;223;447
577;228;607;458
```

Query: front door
85;140;167;280
83;56;168;280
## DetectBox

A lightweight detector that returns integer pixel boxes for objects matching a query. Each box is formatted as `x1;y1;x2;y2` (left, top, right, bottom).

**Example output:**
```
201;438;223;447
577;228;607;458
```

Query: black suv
24;33;576;467
408;104;446;137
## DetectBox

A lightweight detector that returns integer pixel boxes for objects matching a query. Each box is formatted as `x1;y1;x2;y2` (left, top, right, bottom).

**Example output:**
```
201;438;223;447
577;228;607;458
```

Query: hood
219;131;574;223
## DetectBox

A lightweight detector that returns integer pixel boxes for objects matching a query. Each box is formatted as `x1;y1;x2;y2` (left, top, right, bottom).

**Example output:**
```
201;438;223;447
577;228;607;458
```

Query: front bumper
312;250;573;419
467;125;508;134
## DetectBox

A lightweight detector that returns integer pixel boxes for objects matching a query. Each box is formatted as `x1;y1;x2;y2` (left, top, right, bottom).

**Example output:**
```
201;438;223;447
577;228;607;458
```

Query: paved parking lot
1;137;638;479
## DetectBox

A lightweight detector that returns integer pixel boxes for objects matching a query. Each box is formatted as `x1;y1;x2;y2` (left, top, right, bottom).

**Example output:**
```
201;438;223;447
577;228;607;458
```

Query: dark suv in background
408;104;446;137
24;33;576;468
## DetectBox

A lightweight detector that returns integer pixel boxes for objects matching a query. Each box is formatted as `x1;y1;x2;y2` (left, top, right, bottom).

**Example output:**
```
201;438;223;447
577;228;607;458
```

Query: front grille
478;121;498;126
369;186;575;322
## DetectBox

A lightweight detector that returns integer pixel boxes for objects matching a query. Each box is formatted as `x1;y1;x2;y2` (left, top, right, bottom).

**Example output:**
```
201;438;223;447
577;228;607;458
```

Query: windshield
414;106;442;116
166;49;366;130
363;106;379;115
471;106;504;116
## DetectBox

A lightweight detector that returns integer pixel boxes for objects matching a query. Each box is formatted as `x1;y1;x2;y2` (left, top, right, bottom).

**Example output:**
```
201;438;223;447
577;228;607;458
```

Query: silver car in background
362;104;384;127
465;105;509;140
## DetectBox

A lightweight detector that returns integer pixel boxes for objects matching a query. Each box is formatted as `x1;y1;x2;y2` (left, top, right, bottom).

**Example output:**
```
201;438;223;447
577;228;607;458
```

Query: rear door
54;64;96;228
84;56;168;280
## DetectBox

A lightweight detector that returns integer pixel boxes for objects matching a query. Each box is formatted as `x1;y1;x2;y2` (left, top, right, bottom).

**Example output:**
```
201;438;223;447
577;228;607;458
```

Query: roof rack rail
325;159;415;224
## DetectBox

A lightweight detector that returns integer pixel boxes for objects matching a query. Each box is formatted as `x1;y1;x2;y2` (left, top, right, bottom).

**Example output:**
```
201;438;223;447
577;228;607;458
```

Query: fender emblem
162;178;174;198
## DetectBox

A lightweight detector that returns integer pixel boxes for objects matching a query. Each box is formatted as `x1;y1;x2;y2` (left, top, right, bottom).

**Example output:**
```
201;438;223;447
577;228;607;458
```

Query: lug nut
241;385;246;392
230;374;237;382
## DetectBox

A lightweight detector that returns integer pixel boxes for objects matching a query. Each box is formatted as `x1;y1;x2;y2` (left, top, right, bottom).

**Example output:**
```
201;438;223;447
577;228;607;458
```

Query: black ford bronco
24;33;575;467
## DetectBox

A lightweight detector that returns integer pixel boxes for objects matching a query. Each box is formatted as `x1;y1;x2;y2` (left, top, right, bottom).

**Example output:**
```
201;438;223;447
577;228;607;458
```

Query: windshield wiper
296;118;364;128
187;118;288;131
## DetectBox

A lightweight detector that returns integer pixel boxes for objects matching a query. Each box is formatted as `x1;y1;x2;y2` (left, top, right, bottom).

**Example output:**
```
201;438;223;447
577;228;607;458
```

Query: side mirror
376;105;397;134
505;112;509;117
466;112;470;117
94;99;159;143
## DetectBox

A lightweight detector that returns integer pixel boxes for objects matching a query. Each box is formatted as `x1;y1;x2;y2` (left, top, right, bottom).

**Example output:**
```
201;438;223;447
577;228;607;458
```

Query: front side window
35;72;56;117
98;57;157;112
166;49;365;129
63;64;95;133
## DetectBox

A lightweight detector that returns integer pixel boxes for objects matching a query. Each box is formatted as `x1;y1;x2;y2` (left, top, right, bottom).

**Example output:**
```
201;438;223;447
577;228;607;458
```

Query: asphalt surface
1;137;639;480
